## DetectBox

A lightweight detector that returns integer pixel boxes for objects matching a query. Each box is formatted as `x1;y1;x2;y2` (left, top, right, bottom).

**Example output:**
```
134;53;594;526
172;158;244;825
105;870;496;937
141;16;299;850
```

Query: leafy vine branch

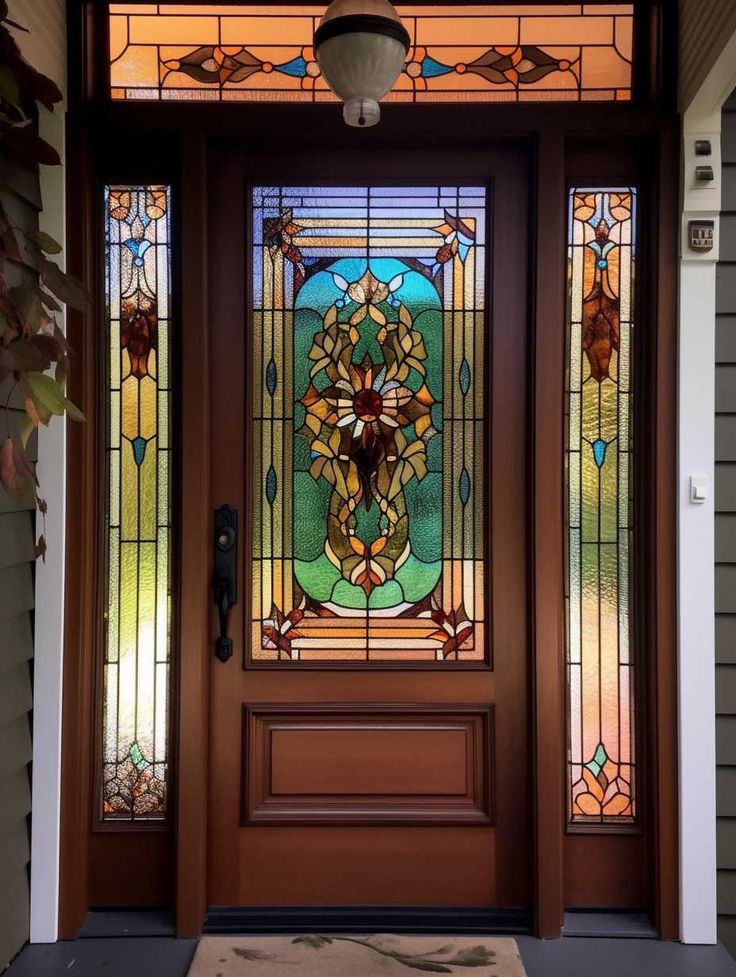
0;1;87;559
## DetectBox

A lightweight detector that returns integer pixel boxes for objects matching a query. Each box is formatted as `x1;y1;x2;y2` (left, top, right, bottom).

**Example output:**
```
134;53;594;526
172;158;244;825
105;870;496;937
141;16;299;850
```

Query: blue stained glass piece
459;358;471;395
266;358;277;396
132;436;146;466
459;468;471;505
276;56;307;77
266;466;277;505
421;56;454;78
597;259;608;269
592;438;607;468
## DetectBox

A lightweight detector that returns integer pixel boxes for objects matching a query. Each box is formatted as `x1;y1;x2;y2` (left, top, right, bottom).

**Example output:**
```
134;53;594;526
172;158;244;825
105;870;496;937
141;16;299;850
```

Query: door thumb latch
213;504;238;663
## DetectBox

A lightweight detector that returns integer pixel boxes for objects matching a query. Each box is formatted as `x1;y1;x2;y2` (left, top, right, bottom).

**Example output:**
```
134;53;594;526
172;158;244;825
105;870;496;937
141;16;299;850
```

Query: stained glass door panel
251;186;487;664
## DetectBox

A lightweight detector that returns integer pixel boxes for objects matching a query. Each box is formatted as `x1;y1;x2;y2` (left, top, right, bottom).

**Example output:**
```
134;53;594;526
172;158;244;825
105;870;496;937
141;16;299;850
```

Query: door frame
59;0;679;942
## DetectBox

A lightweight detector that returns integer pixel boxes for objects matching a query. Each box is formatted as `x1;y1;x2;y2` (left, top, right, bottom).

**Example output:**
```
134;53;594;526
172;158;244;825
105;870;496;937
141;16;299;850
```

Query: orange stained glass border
109;4;633;104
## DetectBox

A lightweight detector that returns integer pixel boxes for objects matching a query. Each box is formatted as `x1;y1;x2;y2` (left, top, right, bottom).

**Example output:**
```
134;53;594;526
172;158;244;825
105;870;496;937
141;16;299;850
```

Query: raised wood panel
243;705;492;826
564;833;648;909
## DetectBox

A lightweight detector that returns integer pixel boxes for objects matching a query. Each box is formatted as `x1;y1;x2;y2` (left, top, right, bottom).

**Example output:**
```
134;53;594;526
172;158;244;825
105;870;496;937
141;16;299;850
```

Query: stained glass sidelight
566;187;636;824
109;4;633;103
103;186;172;820
252;186;487;663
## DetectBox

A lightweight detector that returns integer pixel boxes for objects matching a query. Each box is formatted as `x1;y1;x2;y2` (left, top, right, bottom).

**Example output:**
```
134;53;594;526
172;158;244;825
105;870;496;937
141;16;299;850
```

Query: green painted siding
0;175;39;971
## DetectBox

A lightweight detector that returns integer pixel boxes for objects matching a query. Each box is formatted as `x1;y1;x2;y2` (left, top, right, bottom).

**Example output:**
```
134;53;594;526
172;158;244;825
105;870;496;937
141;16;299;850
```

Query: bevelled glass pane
102;185;172;822
252;185;486;663
565;187;636;825
109;4;633;104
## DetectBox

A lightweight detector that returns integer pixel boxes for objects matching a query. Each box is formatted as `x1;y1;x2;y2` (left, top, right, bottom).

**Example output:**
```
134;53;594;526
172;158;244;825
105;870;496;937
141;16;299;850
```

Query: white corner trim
678;30;736;943
29;104;66;946
678;255;718;944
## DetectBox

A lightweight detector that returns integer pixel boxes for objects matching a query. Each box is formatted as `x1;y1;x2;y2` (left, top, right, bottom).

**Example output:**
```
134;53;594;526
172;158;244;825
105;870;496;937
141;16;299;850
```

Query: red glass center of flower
354;388;383;422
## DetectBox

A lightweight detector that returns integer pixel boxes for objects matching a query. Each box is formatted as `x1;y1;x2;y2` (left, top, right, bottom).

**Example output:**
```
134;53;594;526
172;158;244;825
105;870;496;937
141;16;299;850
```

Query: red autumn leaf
0;434;36;495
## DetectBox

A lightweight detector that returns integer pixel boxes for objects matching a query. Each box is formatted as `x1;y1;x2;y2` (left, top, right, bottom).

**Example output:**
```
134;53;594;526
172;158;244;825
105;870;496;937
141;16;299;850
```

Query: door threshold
80;910;176;938
204;907;531;935
562;911;656;939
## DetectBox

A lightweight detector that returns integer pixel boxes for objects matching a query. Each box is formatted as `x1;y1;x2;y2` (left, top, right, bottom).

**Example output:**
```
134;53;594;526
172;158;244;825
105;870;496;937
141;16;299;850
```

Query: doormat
188;934;527;977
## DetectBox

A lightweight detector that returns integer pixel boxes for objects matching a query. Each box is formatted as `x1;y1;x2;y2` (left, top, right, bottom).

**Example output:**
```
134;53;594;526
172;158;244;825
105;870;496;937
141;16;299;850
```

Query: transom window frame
107;1;636;105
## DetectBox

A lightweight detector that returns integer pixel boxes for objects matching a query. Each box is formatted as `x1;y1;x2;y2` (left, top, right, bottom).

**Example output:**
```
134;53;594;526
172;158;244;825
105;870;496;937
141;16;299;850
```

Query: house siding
0;157;43;970
717;90;736;955
680;0;736;111
0;461;36;970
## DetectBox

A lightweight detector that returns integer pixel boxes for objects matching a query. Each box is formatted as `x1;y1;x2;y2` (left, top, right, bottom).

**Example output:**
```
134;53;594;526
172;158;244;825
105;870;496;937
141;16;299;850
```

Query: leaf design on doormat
232;947;276;961
291;935;496;972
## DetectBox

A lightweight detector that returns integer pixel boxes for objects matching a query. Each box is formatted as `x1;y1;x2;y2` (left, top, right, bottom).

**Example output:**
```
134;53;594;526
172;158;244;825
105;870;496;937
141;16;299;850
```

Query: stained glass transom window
109;4;633;103
103;185;172;820
252;185;486;663
566;187;636;824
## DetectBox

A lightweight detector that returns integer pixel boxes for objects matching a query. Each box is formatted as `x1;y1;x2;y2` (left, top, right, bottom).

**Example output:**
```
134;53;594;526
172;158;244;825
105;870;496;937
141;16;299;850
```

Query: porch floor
5;934;736;977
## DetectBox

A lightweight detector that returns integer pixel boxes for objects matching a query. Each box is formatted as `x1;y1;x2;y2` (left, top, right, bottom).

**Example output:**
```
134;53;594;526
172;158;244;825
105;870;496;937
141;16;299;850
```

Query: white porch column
679;27;736;944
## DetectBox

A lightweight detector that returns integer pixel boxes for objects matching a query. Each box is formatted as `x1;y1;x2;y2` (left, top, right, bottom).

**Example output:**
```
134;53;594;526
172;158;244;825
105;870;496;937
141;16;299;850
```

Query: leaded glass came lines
252;186;487;663
109;4;633;104
103;186;172;820
565;187;635;824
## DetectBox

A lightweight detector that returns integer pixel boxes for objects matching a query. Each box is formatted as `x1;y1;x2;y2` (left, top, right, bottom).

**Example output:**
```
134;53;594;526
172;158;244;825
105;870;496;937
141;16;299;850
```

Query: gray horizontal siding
717;96;736;956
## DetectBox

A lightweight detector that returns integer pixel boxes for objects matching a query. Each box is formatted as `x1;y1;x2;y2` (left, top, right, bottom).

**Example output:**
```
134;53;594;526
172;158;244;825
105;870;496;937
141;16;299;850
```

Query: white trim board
678;28;736;946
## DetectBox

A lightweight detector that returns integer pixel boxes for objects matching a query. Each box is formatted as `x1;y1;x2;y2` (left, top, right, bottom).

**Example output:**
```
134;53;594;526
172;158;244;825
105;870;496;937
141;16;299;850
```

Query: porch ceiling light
314;0;410;128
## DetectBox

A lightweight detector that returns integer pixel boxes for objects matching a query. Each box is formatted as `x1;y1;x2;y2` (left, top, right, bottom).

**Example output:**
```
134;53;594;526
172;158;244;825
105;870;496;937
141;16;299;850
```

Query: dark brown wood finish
205;145;530;913
650;117;679;941
532;128;566;938
175;131;211;937
59;0;680;941
243;705;493;825
58;38;96;938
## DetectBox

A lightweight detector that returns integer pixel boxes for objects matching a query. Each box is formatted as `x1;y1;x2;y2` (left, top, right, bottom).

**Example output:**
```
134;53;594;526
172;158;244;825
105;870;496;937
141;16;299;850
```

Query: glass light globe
314;0;410;127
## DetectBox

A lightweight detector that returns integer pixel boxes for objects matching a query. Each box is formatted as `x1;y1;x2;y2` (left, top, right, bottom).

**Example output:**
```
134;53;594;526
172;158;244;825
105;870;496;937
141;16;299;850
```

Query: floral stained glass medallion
566;187;636;824
103;185;172;820
109;4;633;103
252;186;487;663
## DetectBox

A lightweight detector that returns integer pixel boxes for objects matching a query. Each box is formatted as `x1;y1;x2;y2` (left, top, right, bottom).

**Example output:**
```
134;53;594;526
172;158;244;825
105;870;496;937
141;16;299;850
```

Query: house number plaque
688;220;715;253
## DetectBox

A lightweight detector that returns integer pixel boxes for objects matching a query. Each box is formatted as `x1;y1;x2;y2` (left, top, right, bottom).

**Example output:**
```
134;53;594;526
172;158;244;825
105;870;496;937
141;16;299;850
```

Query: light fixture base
343;97;381;127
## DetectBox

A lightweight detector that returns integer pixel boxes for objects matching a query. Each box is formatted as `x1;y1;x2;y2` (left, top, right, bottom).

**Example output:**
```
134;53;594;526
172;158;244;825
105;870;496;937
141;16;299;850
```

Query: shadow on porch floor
5;934;736;977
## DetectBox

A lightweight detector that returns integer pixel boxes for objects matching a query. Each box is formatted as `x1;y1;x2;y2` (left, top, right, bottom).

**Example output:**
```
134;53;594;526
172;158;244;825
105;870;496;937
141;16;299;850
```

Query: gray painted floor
5;935;736;977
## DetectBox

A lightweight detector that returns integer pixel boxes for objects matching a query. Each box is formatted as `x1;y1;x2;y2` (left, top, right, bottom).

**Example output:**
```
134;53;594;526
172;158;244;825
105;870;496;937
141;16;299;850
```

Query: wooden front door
206;144;530;917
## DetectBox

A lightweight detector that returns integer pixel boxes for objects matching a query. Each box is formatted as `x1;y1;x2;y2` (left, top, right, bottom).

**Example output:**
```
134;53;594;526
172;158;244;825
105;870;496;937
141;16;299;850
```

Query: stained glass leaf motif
566;187;636;825
252;185;487;663
109;5;633;104
103;185;172;821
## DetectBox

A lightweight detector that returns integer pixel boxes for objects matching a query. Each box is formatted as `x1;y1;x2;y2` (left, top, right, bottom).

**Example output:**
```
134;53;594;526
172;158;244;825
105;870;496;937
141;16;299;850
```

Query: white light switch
690;476;709;504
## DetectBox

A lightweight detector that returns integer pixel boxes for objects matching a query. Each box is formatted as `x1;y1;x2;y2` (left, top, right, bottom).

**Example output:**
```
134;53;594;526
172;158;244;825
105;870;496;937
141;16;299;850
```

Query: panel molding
242;704;493;826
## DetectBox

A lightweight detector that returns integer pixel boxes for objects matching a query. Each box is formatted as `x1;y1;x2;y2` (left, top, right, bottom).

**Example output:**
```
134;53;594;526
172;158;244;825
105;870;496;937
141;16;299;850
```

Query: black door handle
213;504;238;663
